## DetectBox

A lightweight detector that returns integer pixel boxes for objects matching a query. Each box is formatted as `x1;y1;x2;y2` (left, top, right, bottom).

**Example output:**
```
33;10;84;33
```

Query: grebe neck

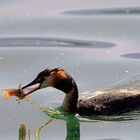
62;83;79;113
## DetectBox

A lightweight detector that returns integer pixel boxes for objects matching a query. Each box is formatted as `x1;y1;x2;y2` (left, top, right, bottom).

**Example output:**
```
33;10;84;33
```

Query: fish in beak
22;78;43;96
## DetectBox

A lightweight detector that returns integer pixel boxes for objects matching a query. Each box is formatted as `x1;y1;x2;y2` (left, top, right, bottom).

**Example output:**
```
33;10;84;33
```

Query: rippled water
0;5;140;140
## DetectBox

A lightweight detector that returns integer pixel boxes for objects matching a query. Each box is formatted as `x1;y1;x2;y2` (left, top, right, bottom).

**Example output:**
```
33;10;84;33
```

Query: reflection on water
20;98;80;140
18;107;130;140
63;7;140;16
34;118;55;140
78;109;140;122
65;116;80;140
19;115;80;140
19;124;27;140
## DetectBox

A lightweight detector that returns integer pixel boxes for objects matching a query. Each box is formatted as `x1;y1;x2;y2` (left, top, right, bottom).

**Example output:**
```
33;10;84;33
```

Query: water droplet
125;70;129;73
20;74;24;78
40;60;45;64
0;56;3;60
115;74;119;77
24;70;27;73
60;52;64;56
26;13;31;17
8;118;11;121
66;55;70;58
123;35;127;40
76;64;79;67
127;123;130;125
55;57;59;60
50;89;54;92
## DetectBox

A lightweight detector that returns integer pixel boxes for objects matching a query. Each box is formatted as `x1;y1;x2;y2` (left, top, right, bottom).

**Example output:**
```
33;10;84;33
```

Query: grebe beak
22;79;42;96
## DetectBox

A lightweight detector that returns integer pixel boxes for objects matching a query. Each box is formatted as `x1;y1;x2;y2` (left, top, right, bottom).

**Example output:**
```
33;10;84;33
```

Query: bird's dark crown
37;67;61;78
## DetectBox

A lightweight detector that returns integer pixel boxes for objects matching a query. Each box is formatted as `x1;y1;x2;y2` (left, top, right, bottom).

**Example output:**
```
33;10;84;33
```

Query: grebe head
22;68;75;95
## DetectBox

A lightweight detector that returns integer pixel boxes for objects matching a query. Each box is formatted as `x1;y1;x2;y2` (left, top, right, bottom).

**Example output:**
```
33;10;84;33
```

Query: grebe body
22;68;140;116
78;90;140;115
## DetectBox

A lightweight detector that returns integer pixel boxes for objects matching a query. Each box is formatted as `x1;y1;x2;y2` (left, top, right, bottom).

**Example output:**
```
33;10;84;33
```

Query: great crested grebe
22;68;140;116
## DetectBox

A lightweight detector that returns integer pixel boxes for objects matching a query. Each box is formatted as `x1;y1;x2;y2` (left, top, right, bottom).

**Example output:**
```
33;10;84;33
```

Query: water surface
0;4;140;140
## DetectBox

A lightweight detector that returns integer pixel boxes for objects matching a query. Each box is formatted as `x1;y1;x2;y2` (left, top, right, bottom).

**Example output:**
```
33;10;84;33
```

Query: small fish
1;84;25;100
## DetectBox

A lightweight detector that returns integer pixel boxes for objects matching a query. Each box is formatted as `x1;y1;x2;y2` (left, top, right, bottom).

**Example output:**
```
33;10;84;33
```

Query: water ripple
121;53;140;59
62;7;140;16
0;37;116;48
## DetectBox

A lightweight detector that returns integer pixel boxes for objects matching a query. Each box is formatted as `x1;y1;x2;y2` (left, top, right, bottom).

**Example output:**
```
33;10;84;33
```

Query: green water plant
19;124;26;140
